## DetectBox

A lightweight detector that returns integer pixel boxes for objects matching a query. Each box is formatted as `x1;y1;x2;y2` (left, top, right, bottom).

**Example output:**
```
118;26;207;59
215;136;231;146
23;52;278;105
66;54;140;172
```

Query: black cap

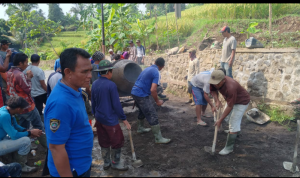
219;26;230;33
128;40;133;44
0;40;12;45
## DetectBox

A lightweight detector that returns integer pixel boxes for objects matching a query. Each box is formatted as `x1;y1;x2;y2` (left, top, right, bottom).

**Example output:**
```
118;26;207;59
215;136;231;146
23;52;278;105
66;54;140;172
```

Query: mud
20;94;298;177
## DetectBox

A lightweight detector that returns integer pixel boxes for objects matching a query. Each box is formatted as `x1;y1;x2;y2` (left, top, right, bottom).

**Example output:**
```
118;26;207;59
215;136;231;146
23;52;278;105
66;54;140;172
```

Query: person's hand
228;60;233;67
211;106;216;113
6;49;12;58
215;100;223;110
156;100;164;106
30;129;43;137
26;70;34;79
123;120;131;130
214;119;222;129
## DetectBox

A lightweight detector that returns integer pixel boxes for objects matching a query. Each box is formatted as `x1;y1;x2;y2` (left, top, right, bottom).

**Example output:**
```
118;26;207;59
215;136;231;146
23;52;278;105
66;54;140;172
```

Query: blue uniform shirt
54;58;60;72
44;79;93;177
91;76;126;126
131;65;160;97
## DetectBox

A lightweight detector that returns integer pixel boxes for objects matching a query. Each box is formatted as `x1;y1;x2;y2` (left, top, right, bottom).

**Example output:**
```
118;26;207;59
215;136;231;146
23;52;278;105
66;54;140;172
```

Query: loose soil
13;94;299;177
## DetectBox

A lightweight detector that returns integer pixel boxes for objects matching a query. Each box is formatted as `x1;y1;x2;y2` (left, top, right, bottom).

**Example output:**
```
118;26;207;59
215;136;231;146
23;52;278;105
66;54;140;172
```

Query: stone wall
144;48;300;115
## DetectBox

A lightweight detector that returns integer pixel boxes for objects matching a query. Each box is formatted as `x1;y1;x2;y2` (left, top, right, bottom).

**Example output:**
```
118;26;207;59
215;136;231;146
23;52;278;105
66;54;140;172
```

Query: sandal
197;121;208;126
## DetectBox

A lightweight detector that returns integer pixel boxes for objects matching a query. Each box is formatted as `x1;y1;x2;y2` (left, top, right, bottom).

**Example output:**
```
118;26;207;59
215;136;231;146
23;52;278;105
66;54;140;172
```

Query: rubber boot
151;124;171;144
219;133;237;155
137;119;151;134
186;94;192;104
37;134;47;149
101;147;111;170
111;148;128;171
190;101;195;106
13;152;37;173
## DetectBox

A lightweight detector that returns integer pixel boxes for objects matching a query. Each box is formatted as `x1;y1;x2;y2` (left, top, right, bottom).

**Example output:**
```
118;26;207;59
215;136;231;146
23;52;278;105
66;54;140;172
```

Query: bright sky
0;3;146;20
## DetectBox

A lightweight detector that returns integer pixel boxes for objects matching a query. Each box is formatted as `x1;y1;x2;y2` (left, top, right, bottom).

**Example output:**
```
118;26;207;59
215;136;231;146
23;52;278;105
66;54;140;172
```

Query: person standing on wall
186;48;200;106
209;70;250;155
136;39;145;65
6;53;47;149
131;58;171;144
23;54;47;122
44;48;94;177
128;40;137;62
220;26;237;78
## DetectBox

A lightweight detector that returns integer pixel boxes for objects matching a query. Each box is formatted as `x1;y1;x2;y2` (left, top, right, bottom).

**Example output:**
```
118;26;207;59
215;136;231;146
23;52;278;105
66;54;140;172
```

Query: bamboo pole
154;5;159;51
269;3;273;48
175;4;180;48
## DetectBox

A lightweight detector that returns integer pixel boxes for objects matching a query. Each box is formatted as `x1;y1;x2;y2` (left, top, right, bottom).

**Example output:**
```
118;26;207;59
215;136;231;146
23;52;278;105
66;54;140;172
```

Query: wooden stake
269;4;273;48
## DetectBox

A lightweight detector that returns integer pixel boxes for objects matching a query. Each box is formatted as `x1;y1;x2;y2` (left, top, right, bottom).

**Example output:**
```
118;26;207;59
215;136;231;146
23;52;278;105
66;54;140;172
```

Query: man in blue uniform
92;60;131;171
44;48;94;177
131;57;171;144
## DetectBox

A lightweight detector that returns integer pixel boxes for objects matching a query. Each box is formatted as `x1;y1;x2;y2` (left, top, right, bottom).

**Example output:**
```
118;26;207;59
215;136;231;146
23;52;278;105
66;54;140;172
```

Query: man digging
190;68;216;126
209;70;250;155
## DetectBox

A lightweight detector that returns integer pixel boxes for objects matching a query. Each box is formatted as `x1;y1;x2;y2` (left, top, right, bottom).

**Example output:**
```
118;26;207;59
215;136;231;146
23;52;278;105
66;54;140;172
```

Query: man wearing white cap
108;49;114;61
209;69;250;155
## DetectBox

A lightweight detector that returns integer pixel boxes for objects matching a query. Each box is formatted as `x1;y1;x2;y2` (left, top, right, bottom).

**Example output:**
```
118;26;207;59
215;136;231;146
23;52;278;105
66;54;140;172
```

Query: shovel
283;120;300;173
204;107;220;155
128;130;143;168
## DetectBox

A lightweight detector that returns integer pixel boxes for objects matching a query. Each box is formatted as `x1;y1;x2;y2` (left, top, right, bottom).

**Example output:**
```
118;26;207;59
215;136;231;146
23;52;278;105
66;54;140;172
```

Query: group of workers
0;25;252;177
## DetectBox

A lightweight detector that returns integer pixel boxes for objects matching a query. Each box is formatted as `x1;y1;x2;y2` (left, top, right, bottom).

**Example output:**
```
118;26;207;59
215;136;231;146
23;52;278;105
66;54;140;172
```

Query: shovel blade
283;161;299;172
132;160;143;168
204;146;215;155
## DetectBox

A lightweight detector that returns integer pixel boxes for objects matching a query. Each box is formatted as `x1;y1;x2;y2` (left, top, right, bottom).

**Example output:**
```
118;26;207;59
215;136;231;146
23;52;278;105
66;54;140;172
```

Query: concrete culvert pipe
111;60;142;97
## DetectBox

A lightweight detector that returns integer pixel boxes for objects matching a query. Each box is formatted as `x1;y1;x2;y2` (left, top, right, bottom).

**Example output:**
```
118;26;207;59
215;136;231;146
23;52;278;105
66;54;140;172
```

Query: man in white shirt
219;26;237;78
190;68;216;126
136;39;145;65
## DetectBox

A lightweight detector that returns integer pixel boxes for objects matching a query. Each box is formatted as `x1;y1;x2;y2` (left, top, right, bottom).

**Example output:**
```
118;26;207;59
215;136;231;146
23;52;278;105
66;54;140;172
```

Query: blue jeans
16;107;45;132
220;62;233;78
50;166;91;177
2;162;22;177
0;136;31;156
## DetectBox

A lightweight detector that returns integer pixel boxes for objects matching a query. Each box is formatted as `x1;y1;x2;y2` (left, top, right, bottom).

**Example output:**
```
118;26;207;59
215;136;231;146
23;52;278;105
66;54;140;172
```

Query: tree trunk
269;4;273;48
154;7;159;51
165;4;170;50
45;35;59;57
175;13;180;48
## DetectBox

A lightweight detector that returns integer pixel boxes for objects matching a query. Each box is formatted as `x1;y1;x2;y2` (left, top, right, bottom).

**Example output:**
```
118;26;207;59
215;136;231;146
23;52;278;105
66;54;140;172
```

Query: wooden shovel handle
128;130;137;160
291;120;300;172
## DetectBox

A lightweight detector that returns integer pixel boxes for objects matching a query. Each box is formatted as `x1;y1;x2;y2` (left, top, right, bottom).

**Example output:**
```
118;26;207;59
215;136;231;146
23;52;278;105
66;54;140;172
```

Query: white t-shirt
221;35;237;63
187;58;200;81
23;65;46;97
190;68;215;94
48;72;62;90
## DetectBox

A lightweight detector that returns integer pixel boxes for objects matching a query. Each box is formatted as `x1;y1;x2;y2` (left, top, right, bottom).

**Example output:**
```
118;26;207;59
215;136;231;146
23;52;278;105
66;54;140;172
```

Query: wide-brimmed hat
93;59;115;72
209;70;225;85
108;49;113;52
128;40;133;44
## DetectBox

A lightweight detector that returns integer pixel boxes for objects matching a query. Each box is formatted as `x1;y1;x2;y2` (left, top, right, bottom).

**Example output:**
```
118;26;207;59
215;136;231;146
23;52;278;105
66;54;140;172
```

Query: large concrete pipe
111;60;142;97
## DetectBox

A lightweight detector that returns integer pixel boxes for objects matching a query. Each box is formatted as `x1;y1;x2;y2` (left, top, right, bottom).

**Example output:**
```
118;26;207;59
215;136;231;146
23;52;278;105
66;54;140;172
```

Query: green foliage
19;48;34;58
48;4;65;24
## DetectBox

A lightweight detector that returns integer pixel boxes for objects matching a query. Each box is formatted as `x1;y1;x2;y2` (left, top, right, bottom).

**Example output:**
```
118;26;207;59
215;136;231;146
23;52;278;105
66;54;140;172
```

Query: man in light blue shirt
131;57;171;144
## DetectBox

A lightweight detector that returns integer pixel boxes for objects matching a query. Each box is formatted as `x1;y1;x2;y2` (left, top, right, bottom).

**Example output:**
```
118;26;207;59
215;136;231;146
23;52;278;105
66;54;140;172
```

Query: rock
167;47;179;55
285;75;291;80
177;46;185;54
199;38;214;51
210;41;222;49
285;67;293;74
294;80;300;86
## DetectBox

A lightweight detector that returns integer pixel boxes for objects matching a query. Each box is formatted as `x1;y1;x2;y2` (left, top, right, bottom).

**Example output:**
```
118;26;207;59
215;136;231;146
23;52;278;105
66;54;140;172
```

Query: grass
257;102;296;131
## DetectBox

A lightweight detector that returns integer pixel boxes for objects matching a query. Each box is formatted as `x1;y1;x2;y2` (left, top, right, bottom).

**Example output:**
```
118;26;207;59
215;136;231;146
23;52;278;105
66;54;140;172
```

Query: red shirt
210;76;250;107
7;67;35;114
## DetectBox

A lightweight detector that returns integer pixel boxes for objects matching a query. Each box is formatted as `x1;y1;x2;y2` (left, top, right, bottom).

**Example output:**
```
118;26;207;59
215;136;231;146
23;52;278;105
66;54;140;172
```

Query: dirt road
21;71;298;177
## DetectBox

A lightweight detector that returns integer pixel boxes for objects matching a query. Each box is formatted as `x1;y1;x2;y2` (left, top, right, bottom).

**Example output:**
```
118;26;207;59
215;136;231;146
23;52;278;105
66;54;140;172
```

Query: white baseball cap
108;49;113;52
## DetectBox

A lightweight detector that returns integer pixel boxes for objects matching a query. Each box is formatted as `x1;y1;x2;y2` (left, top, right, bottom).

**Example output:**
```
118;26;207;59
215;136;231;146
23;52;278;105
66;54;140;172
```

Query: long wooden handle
291;120;300;172
212;108;220;153
128;130;137;161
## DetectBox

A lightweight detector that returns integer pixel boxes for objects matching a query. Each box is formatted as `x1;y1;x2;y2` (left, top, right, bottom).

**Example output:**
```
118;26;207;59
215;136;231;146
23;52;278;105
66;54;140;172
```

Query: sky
0;3;146;20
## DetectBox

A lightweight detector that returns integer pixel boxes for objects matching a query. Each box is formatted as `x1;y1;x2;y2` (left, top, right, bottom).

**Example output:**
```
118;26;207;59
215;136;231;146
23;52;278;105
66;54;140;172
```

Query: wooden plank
236;48;300;53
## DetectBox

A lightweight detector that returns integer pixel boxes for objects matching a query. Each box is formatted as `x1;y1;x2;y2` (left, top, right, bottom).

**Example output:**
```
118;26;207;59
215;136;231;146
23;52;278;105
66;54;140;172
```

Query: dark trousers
33;93;47;115
95;121;124;149
50;166;91;177
132;94;159;126
2;162;22;177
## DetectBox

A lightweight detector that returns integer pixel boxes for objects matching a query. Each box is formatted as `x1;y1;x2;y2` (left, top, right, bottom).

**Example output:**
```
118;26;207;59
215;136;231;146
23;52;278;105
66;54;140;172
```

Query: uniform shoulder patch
50;119;60;133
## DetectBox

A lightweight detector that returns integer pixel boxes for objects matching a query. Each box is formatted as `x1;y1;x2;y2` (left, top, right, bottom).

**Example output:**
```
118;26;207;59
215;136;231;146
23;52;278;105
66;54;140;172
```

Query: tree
5;3;38;17
48;4;65;24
